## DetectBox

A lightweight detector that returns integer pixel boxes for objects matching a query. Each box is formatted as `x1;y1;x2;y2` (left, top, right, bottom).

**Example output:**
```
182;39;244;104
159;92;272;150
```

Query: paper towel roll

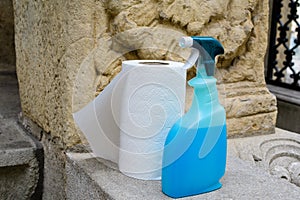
73;60;186;180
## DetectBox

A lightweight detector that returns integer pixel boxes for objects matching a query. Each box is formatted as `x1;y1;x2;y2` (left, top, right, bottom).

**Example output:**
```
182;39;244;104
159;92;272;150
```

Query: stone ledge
0;115;43;199
66;129;300;200
0;116;37;166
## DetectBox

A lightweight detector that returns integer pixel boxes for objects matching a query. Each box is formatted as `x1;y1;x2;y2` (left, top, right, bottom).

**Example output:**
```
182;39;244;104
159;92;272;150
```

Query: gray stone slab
66;144;300;200
0;114;42;199
0;116;35;167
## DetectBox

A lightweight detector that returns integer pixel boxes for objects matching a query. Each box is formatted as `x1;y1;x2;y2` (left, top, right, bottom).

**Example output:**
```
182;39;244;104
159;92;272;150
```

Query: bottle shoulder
178;105;226;129
188;76;216;87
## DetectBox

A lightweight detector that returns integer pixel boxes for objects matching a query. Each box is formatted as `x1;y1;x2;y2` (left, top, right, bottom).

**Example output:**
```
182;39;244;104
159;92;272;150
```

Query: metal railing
267;0;300;91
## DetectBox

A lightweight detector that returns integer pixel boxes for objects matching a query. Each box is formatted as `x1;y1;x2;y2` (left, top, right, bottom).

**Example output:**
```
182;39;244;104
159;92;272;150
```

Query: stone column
13;1;108;199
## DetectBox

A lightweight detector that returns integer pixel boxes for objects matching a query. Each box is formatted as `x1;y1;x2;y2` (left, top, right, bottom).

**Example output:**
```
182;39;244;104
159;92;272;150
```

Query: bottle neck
189;76;219;106
180;76;224;129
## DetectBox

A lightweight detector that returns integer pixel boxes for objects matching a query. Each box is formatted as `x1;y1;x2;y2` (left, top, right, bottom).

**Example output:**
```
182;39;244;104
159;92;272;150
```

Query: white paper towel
73;60;186;180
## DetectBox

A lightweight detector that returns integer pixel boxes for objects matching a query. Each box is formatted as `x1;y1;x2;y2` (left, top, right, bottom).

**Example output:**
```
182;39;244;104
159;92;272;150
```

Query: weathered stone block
13;0;108;146
13;0;276;146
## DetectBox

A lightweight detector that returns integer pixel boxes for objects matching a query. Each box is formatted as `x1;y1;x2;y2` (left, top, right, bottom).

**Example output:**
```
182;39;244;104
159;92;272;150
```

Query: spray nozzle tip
179;37;193;48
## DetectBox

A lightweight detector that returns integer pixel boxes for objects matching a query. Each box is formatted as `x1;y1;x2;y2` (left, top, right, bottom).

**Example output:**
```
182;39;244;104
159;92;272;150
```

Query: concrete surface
66;130;300;200
0;63;43;200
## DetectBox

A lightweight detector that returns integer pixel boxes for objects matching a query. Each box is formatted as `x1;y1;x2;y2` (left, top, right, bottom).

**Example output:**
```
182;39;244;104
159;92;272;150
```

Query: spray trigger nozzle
179;36;224;77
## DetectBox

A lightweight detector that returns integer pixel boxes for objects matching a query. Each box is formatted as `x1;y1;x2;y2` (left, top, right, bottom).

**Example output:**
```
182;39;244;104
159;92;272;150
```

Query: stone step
66;131;300;200
0;62;43;199
0;115;43;200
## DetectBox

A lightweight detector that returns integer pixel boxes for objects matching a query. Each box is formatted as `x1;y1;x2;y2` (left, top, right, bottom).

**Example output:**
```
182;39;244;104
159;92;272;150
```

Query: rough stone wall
103;0;277;137
13;0;276;147
14;0;276;148
0;0;15;66
13;0;108;147
13;1;108;199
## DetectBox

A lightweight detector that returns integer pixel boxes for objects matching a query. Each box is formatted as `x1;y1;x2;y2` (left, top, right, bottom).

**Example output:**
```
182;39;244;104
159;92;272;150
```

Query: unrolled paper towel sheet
73;60;186;180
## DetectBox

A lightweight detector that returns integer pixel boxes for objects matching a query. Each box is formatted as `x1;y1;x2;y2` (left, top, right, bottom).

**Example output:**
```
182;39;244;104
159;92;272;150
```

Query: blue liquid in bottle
162;77;227;198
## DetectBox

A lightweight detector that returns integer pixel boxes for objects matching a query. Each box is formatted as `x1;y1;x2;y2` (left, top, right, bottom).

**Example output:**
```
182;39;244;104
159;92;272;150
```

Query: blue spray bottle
162;36;226;198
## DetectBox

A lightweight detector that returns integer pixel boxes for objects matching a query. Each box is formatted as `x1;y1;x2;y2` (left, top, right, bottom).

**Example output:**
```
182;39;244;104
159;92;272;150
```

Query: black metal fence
267;0;300;91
